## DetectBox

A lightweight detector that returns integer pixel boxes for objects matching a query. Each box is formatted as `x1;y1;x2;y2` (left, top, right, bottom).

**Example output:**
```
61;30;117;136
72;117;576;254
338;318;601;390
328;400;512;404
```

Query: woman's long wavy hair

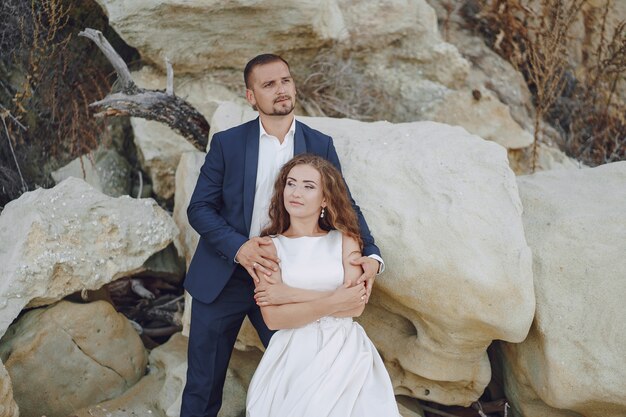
261;154;363;249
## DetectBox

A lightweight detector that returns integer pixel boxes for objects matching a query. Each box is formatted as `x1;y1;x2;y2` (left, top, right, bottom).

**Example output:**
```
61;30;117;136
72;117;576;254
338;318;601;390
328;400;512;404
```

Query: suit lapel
243;118;260;235
294;120;307;155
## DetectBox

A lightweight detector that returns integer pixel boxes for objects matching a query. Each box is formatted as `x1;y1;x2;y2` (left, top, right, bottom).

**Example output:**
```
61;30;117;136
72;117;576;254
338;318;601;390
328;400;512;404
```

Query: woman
246;154;400;417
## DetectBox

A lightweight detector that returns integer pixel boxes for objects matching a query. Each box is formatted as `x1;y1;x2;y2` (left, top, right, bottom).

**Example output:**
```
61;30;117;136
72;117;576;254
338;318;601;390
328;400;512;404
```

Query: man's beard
270;96;295;116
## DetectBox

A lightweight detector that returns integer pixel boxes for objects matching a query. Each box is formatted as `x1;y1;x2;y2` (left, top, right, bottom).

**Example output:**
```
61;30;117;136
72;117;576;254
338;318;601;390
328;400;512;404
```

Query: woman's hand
331;281;366;313
254;283;293;306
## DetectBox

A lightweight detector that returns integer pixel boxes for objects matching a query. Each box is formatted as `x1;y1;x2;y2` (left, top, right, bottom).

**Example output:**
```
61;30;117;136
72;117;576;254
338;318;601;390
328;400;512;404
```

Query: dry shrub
0;0;137;207
296;48;392;121
464;0;625;168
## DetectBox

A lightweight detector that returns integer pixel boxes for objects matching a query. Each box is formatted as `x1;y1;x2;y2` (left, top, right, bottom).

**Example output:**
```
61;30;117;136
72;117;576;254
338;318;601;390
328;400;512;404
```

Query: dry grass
464;0;625;168
0;0;132;206
296;47;392;121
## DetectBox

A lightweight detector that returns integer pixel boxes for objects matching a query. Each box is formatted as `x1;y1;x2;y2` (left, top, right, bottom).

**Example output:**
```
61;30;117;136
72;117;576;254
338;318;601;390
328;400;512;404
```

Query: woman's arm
256;234;366;329
254;283;333;306
258;281;365;330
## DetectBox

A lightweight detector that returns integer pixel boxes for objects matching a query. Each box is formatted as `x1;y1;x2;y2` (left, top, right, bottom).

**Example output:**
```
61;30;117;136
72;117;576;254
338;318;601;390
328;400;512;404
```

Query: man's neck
260;114;294;143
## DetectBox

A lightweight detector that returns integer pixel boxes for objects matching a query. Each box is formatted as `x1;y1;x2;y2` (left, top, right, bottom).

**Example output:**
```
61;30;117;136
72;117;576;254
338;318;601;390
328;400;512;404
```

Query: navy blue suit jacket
185;118;381;304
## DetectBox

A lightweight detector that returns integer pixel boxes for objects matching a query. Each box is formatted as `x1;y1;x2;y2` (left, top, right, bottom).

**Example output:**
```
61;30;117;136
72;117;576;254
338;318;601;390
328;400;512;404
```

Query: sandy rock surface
0;301;147;417
501;162;626;417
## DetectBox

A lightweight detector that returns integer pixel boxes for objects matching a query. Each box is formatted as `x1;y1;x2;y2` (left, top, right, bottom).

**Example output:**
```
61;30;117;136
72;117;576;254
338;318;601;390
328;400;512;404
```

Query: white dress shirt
249;118;295;238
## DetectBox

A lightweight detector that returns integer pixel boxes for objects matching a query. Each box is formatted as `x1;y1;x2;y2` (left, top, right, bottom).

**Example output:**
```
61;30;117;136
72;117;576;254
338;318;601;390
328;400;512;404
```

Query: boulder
0;363;18;417
71;332;262;417
203;103;536;405
0;177;178;338
96;0;530;149
131;118;198;200
51;147;131;197
500;162;626;417
0;301;147;417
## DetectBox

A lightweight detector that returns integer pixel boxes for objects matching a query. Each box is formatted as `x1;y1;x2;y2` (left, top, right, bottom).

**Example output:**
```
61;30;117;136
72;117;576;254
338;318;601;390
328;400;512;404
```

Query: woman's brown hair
261;154;363;249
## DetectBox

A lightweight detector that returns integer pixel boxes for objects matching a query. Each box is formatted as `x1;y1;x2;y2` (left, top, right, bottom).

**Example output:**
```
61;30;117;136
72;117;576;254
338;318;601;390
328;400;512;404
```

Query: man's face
246;61;296;117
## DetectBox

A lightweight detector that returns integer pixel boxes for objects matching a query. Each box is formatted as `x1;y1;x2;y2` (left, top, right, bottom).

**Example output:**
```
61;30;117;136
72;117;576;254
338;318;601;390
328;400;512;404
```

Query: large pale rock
0;363;18;417
131;118;198;200
0;301;147;417
72;333;262;417
207;103;535;405
500;162;626;417
51;147;131;197
0;177;177;336
96;0;529;148
427;88;533;149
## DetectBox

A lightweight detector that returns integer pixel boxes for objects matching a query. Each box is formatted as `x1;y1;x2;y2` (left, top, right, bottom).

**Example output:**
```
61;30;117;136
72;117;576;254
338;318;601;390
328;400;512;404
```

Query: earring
320;207;325;218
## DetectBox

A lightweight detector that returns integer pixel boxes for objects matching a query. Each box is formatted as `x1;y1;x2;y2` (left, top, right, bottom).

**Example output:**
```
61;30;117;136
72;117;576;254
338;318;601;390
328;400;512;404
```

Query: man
181;54;384;417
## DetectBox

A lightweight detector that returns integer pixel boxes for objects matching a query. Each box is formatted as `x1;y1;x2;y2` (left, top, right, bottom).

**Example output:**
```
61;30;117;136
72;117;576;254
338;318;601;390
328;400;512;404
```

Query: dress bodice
272;230;344;292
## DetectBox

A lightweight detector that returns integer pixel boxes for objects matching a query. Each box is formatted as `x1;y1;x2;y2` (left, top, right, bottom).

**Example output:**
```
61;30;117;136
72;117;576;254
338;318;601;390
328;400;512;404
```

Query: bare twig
78;28;136;92
165;57;174;96
78;28;209;150
0;111;27;192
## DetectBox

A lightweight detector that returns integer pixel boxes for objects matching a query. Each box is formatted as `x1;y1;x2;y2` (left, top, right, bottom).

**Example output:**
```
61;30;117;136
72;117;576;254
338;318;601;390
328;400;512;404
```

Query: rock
0;301;147;417
208;103;535;406
51;147;131;197
131;118;198;200
71;332;262;417
508;143;584;175
135;243;185;284
0;177;178;339
426;88;534;149
96;0;529;149
500;162;626;417
0;362;18;417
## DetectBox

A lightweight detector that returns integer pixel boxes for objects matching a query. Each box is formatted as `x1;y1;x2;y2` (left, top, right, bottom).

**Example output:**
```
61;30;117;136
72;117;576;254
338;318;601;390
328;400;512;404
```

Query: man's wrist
367;254;385;274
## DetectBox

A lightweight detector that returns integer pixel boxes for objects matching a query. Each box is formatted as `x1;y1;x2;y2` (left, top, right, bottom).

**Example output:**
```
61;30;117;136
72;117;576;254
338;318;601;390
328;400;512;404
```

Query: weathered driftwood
78;28;209;151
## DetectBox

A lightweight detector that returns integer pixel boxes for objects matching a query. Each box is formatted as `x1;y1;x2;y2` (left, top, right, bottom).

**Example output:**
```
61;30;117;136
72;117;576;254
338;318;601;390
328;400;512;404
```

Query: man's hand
235;237;280;283
351;256;379;302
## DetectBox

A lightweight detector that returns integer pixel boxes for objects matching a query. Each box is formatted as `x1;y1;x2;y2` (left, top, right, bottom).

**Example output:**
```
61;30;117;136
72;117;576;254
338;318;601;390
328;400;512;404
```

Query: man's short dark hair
244;54;290;89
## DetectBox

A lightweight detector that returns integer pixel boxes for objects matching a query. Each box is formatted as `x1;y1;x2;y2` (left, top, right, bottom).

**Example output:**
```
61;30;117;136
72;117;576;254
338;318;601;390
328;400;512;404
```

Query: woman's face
283;164;326;220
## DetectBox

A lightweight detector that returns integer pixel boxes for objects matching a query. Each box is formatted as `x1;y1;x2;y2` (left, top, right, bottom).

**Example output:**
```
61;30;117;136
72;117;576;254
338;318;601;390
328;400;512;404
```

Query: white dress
246;230;400;417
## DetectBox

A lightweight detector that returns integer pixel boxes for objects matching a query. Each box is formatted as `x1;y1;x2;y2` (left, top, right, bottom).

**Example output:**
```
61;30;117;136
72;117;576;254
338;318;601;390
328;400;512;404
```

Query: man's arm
187;134;248;263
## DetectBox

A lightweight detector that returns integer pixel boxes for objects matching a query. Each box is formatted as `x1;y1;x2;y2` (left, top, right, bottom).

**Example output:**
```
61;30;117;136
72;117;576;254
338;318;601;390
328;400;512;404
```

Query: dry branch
78;28;209;151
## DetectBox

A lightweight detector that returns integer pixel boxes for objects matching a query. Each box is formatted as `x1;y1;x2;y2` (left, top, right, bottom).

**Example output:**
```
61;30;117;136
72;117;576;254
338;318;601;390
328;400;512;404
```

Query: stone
71;332;262;417
500;162;626;417
131;118;198;200
208;103;535;405
0;362;18;417
508;143;584;176
0;301;147;417
0;177;178;339
95;0;529;149
135;243;185;284
51;147;131;197
426;88;534;149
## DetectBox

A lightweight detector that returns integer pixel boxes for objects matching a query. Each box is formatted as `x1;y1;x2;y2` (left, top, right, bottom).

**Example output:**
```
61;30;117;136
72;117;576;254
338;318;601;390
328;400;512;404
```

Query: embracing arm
257;235;366;330
332;234;365;318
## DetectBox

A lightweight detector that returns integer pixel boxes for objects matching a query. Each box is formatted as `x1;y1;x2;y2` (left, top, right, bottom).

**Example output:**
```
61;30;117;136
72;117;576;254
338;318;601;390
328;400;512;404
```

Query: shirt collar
259;117;296;141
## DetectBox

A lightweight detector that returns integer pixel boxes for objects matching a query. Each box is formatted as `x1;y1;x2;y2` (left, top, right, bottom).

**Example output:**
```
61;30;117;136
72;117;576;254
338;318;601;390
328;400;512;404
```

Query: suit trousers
181;266;274;417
